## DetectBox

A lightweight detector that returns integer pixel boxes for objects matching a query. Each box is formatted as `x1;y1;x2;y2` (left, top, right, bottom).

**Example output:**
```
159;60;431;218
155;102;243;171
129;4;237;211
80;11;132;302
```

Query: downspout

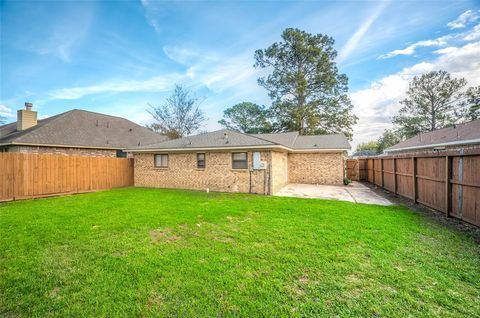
249;153;252;194
249;168;252;194
265;151;272;195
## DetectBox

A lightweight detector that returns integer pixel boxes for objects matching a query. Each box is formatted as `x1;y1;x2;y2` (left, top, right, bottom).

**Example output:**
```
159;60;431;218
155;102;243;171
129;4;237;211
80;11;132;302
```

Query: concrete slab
275;182;392;206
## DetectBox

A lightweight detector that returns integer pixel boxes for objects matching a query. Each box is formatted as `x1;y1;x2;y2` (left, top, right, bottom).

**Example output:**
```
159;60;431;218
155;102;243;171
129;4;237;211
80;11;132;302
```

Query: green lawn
1;188;479;317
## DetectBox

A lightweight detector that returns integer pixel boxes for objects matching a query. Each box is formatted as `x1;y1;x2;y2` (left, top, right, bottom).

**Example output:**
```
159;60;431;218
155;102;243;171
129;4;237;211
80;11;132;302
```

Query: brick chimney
17;102;37;131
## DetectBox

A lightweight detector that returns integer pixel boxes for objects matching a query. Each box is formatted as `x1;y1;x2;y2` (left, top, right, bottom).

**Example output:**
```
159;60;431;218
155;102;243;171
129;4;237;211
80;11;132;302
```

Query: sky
1;0;480;149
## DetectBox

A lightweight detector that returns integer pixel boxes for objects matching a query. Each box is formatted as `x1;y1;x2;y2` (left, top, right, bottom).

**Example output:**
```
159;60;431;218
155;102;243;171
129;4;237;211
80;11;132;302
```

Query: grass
0;188;479;317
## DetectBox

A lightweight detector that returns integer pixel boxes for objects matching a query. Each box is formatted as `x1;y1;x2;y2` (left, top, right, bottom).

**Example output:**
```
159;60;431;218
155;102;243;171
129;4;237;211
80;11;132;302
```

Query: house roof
0;109;167;149
126;129;351;152
385;119;480;153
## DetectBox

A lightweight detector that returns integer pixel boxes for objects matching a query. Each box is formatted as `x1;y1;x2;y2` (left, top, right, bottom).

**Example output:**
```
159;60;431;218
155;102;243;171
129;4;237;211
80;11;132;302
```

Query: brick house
384;119;480;156
0;103;167;157
127;129;350;195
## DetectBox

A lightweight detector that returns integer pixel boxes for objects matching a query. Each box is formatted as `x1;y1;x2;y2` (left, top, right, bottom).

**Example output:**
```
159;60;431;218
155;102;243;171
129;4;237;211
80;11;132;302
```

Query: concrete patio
275;182;392;206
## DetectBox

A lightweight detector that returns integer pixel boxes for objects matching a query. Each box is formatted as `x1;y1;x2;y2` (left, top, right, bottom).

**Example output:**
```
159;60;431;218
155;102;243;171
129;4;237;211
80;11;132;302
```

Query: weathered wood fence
0;153;134;202
346;159;367;181
354;150;480;227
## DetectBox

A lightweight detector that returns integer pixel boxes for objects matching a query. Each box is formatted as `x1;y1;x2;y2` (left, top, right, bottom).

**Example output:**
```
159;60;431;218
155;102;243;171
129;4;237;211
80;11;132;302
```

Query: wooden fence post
381;158;384;188
412;156;417;203
393;158;397;194
372;159;375;185
445;156;451;217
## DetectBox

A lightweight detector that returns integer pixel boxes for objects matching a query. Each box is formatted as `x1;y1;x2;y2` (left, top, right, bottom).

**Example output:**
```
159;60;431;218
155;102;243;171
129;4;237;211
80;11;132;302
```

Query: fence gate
346;159;359;181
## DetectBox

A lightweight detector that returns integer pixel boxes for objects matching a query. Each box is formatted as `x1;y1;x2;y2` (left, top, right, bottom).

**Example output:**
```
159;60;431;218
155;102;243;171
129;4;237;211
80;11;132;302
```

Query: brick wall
134;151;271;194
288;152;345;185
3;145;117;157
271;151;288;194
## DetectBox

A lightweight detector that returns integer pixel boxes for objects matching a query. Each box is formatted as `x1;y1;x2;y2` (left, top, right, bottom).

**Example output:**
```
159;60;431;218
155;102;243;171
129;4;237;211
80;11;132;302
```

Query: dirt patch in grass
147;291;164;309
149;228;182;244
47;287;61;299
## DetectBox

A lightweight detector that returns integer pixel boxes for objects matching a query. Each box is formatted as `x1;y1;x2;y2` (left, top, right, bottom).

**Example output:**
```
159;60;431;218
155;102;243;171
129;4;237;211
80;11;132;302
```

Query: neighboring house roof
0;109;167;149
385;119;480;153
127;129;351;152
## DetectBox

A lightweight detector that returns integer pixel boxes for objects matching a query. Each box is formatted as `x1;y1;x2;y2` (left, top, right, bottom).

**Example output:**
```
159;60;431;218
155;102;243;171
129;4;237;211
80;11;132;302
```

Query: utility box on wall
253;152;267;170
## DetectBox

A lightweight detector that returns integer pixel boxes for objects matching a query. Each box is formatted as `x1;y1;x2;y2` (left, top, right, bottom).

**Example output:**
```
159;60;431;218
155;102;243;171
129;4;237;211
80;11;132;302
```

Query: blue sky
1;0;479;148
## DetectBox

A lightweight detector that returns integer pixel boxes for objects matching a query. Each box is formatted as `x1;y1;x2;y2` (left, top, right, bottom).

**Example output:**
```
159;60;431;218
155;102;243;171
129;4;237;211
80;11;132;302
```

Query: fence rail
356;150;480;227
0;153;134;202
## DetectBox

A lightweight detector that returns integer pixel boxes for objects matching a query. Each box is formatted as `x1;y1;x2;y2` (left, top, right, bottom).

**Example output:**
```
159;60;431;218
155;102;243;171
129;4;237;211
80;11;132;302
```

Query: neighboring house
0;103;167;157
384;119;480;156
126;129;351;195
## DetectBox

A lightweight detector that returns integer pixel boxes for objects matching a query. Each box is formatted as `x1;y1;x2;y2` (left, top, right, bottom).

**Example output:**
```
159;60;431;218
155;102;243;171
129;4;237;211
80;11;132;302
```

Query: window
154;154;168;168
232;152;248;169
197;153;205;168
116;150;127;158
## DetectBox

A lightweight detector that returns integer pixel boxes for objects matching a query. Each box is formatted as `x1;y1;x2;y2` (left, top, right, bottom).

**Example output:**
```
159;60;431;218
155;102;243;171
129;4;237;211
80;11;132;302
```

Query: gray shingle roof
251;132;299;148
129;129;275;150
0;109;167;149
386;119;480;152
127;129;350;151
293;134;351;149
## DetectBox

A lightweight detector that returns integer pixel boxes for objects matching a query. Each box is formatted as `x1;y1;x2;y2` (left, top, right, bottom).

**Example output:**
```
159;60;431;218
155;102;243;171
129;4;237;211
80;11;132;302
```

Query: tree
462;85;480;121
377;129;402;153
254;28;357;139
147;85;206;139
353;141;379;156
393;70;467;138
218;102;272;134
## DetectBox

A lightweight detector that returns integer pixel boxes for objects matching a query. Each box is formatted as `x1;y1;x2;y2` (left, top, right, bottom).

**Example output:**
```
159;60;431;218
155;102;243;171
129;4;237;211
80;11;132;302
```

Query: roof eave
125;145;349;153
0;141;124;150
385;138;480;153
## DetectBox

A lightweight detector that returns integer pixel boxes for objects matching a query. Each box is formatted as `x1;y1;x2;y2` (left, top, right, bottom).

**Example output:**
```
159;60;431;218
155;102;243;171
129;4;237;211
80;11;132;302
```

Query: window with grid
232;152;248;169
154;154;168;168
197;153;205;168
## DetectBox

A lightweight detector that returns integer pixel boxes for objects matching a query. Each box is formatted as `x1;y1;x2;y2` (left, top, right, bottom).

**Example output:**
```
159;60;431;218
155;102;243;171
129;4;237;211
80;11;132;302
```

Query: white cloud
433;47;458;55
140;0;161;33
163;46;262;94
23;5;93;63
48;44;265;115
50;74;184;99
351;40;480;150
0;104;14;118
378;20;480;59
379;37;449;59
337;1;387;63
463;24;480;41
447;10;479;29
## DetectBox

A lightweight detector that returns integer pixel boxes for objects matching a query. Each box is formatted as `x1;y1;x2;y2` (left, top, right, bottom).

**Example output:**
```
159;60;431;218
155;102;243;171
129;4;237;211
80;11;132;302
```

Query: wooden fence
346;159;367;181
356;150;480;227
0;153;134;202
